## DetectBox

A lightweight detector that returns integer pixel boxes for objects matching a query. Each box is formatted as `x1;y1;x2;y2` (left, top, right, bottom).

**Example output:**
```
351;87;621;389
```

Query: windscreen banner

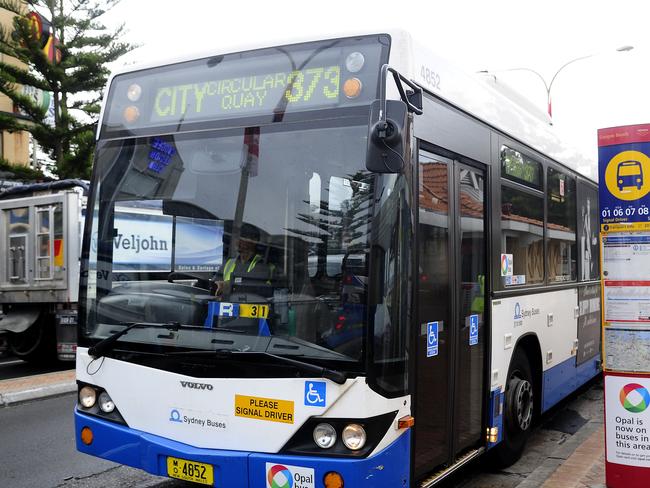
96;210;223;272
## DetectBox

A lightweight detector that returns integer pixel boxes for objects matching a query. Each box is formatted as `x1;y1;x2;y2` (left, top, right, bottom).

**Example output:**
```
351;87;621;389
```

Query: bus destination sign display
101;36;388;136
151;66;342;123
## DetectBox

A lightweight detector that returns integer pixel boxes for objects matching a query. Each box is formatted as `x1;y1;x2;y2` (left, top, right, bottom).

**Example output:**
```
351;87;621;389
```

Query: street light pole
481;45;633;119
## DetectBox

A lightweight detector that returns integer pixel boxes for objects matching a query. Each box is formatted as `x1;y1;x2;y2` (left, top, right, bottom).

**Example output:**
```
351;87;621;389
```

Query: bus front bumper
75;410;410;487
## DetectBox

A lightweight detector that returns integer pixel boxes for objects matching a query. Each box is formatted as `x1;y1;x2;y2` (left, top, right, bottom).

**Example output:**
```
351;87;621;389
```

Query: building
0;5;31;167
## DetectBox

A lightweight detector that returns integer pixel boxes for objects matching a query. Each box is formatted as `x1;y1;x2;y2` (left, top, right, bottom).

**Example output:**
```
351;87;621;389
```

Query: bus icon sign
617;160;643;191
469;315;479;346
427;322;439;357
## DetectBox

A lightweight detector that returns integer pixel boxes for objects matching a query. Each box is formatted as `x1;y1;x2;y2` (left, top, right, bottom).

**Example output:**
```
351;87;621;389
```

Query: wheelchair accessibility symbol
304;381;326;407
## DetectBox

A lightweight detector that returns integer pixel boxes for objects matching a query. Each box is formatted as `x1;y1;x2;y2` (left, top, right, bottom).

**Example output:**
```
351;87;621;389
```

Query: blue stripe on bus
75;410;410;487
541;356;601;412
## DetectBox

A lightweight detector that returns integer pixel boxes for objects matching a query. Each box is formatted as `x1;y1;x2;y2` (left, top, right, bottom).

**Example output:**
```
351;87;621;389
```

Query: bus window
307;173;321;278
579;182;599;281
500;186;544;286
547;168;576;282
501;146;542;190
327;176;354;277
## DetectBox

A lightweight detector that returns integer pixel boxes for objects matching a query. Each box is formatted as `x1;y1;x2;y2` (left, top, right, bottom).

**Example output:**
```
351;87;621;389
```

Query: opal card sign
605;374;650;467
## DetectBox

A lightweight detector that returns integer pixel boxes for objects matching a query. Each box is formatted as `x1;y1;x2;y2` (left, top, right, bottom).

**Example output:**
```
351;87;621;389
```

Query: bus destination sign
101;36;388;136
150;66;342;122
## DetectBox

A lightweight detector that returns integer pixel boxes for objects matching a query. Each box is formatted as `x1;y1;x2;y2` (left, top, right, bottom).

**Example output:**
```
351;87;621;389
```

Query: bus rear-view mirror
366;99;408;173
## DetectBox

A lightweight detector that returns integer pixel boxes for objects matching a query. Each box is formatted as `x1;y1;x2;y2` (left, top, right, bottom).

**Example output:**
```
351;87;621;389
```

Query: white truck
0;180;86;363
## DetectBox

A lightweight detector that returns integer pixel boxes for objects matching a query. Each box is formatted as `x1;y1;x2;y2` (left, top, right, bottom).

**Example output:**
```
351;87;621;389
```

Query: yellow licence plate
238;303;269;319
167;456;214;485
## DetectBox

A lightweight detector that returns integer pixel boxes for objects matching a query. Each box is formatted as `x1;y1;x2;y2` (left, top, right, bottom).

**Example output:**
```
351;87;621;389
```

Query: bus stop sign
598;124;650;229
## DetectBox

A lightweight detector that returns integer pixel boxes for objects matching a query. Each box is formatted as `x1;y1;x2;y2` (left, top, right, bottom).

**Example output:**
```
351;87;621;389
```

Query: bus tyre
8;315;56;365
490;349;534;468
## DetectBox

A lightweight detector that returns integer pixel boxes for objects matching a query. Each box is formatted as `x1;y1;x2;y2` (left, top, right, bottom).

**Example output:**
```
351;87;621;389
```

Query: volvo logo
180;381;213;391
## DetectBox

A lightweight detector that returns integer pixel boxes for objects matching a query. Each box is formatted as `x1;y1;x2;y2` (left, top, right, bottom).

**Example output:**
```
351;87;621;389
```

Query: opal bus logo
265;463;314;488
619;383;650;413
500;253;512;277
514;302;522;320
267;465;293;488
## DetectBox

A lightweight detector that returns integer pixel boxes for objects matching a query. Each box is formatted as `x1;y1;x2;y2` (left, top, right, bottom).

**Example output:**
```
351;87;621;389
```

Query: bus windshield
82;118;373;370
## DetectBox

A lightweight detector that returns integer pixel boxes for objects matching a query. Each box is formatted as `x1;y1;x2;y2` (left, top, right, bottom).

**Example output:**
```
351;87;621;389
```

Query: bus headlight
79;386;96;408
313;423;337;449
281;412;395;457
342;423;366;450
98;391;115;413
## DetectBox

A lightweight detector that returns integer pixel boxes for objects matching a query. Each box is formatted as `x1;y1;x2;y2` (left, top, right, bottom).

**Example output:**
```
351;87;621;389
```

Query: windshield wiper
167;350;347;384
88;321;182;359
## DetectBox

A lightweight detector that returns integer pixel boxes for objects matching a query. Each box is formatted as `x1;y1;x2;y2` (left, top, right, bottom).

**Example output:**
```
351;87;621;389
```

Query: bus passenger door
414;149;487;478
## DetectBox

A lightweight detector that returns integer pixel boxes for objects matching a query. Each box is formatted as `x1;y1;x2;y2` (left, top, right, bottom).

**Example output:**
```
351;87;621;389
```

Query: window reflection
547;168;576;282
85;123;373;366
501;186;544;285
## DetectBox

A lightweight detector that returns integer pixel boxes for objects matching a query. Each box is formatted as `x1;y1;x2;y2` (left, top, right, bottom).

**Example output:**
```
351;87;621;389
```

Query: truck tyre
8;314;56;365
488;348;534;468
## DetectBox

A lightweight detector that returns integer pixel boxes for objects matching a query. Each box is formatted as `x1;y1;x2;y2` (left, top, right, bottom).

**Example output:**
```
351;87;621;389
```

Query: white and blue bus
75;30;602;487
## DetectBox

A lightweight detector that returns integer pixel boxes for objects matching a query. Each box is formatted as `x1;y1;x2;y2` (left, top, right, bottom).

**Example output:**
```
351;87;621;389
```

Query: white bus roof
384;30;596;181
106;29;596;181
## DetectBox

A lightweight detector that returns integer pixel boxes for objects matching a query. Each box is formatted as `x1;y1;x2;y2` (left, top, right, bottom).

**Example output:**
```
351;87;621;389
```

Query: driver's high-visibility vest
470;274;485;314
223;254;274;283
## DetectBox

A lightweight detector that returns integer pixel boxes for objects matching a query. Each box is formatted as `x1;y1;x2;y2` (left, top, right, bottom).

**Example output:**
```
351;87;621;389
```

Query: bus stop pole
598;124;650;488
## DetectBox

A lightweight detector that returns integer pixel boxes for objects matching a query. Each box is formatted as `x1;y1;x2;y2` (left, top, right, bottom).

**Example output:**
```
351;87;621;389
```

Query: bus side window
500;146;545;287
501;186;544;286
547;168;576;282
578;183;599;281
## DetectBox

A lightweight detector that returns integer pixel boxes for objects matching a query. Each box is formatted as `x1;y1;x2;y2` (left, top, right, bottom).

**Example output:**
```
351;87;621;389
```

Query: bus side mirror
366;99;408;173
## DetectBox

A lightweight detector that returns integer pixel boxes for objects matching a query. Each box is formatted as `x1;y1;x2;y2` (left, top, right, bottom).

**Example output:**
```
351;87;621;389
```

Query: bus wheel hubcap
513;379;533;431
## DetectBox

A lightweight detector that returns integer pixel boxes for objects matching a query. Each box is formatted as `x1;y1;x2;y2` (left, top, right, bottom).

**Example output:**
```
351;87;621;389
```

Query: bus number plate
166;457;213;485
239;304;269;319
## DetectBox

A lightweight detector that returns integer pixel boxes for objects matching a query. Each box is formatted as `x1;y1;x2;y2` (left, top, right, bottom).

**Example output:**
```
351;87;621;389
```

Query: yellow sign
604;150;650;201
167;457;213;485
602;221;650;233
238;304;269;319
234;394;294;424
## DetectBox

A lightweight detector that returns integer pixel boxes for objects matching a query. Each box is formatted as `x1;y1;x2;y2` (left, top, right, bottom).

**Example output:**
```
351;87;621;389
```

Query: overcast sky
104;0;650;164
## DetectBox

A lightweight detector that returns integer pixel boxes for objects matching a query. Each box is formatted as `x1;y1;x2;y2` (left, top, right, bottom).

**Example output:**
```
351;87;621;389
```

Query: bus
75;30;602;487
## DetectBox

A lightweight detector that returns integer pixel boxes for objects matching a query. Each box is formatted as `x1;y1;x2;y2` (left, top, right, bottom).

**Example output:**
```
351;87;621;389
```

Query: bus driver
213;223;274;298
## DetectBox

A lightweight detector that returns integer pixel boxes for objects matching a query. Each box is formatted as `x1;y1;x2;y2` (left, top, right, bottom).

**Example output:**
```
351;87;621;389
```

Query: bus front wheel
490;349;534;467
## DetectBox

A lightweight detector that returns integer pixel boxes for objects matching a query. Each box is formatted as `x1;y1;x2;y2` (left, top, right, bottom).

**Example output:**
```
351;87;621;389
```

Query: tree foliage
0;156;48;180
0;0;134;178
